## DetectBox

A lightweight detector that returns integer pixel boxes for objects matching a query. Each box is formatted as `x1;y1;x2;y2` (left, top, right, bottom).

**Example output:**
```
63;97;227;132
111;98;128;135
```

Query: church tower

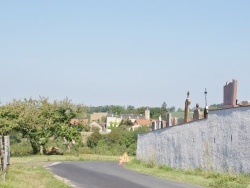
145;107;150;120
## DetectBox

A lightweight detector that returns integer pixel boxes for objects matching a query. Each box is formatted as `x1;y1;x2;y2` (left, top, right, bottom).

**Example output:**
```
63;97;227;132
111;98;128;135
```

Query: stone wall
137;106;250;174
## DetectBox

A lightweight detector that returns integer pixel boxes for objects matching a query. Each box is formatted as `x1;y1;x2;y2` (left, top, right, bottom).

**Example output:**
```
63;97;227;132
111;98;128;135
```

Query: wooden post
4;136;10;166
0;135;10;182
0;136;3;171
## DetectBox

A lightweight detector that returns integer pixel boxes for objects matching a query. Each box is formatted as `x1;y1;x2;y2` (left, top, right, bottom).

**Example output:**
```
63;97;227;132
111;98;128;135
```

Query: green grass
0;164;69;188
0;154;120;188
171;111;194;119
124;160;250;188
11;154;120;164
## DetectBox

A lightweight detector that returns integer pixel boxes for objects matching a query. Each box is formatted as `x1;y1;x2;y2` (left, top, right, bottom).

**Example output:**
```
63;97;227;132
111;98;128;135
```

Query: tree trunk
40;145;44;155
30;138;39;154
67;144;71;153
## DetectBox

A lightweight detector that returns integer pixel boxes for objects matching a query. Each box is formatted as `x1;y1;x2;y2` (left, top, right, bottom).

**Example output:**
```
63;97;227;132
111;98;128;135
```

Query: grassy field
1;155;249;188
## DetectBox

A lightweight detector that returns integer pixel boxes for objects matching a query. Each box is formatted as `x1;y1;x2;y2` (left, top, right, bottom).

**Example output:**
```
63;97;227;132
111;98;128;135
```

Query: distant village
70;79;250;133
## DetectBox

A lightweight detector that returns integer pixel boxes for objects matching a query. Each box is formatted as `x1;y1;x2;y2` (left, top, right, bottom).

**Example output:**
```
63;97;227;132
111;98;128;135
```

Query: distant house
130;119;151;131
106;108;151;132
89;122;104;132
70;118;89;125
134;119;151;126
106;114;144;127
90;112;108;122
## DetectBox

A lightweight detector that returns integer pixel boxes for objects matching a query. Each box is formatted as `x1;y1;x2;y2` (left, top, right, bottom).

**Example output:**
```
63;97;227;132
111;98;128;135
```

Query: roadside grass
124;159;250;188
11;154;120;164
0;164;69;188
0;154;121;188
2;155;249;188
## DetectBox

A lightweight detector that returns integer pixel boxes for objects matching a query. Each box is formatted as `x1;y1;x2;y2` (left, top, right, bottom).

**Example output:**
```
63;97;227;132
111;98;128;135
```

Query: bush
84;125;149;156
87;130;102;148
10;139;33;156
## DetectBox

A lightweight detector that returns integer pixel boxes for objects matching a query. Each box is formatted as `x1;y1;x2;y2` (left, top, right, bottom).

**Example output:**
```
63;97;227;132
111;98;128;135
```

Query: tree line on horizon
87;102;223;120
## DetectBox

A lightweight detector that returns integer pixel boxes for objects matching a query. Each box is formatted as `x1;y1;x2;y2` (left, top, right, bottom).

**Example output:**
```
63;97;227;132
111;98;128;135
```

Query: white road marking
44;162;61;167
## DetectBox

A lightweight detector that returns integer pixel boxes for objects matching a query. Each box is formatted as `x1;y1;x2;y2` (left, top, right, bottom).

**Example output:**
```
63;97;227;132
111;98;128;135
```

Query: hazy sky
1;1;250;108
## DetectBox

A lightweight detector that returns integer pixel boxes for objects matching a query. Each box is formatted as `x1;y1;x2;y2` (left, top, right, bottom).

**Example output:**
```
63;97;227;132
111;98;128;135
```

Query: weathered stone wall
137;106;250;174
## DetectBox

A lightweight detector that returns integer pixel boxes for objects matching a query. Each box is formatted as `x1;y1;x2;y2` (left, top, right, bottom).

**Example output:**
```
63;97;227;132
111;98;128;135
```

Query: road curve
46;161;200;188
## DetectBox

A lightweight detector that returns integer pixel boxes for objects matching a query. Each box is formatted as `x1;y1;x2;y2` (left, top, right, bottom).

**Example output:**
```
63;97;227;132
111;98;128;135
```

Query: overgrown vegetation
1;97;151;157
9;123;149;157
86;125;149;156
125;159;250;188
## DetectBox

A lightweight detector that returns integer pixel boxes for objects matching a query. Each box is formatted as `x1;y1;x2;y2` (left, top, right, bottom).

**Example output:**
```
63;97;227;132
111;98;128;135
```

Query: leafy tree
0;101;20;135
169;106;176;112
136;107;146;115
161;102;167;110
75;104;88;118
150;107;167;120
209;103;223;110
82;124;91;132
119;119;134;127
177;108;183;112
108;105;125;114
86;125;150;156
87;129;102;148
0;97;83;154
125;105;135;114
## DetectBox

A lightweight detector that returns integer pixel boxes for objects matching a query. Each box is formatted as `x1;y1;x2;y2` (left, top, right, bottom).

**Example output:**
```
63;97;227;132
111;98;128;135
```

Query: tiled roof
134;119;151;126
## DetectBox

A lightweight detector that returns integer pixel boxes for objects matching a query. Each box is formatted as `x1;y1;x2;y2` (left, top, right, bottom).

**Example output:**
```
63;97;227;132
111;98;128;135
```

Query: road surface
46;161;200;188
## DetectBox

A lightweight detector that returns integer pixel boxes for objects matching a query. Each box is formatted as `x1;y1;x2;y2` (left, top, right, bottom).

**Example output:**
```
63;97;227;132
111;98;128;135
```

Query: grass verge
124;159;250;188
0;154;120;188
0;164;69;188
11;154;120;164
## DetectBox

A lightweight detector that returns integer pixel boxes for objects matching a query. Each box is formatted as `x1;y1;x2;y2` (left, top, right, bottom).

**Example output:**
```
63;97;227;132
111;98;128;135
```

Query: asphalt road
47;161;200;188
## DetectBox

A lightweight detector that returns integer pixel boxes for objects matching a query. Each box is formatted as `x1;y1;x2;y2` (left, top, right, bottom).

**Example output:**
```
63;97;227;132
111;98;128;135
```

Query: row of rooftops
107;113;145;119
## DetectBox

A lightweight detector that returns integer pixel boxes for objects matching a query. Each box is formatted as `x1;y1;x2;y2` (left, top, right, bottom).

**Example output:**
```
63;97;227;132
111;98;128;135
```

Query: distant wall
137;106;250;174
